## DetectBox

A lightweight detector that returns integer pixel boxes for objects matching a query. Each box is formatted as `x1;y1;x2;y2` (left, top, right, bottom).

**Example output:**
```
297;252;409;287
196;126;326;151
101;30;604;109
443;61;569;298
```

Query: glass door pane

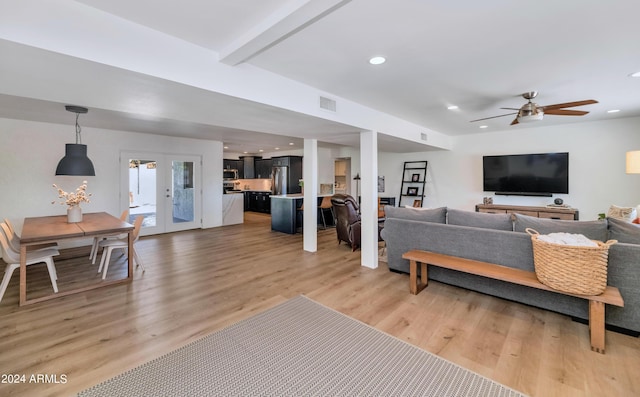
171;160;194;223
165;155;201;233
128;158;159;229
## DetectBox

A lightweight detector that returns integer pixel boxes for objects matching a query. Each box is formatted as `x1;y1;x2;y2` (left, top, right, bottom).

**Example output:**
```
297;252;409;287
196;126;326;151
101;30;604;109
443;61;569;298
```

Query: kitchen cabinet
254;158;272;179
246;191;271;213
223;159;244;178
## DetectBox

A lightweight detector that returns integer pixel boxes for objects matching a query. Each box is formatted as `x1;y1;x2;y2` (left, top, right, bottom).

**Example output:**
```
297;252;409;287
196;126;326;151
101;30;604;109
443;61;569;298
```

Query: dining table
19;212;134;306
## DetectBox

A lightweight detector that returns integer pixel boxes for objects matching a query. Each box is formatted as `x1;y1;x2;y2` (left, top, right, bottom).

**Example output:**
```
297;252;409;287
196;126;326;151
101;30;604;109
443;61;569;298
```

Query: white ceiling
2;0;640;154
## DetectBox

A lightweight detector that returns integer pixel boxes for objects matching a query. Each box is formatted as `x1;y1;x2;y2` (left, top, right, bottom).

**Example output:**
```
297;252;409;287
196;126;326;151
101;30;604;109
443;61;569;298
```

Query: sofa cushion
607;217;640;244
383;206;446;223
447;208;513;231
607;204;637;222
513;213;608;241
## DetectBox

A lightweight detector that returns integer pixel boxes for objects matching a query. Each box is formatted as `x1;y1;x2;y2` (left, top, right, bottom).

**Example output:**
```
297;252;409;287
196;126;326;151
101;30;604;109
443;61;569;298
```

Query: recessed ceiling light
223;146;229;149
447;105;459;110
607;109;621;113
630;71;640;77
243;151;248;154
289;142;294;146
275;147;280;150
258;149;264;152
369;56;386;65
479;125;488;129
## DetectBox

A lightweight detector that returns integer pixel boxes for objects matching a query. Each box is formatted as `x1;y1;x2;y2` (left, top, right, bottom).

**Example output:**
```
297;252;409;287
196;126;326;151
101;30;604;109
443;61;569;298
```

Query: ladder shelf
399;161;428;207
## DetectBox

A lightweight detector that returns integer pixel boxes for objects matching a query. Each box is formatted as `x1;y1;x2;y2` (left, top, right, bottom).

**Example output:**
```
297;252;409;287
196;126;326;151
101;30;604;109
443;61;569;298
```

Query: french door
121;152;201;236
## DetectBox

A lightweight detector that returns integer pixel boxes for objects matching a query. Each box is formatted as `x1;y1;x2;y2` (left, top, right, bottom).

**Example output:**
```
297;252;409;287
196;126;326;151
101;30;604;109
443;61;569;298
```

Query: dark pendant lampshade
56;105;95;176
55;143;95;176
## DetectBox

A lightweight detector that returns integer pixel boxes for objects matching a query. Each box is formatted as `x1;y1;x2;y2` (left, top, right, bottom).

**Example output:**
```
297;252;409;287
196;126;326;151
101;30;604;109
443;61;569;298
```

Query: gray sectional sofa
380;206;640;334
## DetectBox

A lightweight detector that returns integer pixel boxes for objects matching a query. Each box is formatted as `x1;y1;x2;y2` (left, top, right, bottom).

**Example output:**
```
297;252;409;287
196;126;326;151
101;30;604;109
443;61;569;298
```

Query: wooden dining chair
0;226;59;302
97;215;145;280
90;210;129;263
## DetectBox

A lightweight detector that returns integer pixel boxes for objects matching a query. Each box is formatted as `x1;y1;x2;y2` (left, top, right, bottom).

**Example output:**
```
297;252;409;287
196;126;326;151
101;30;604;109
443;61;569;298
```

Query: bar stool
318;196;334;229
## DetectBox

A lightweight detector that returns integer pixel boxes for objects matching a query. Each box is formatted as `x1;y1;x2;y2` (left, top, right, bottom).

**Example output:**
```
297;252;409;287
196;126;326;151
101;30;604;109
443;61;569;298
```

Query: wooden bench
402;250;625;354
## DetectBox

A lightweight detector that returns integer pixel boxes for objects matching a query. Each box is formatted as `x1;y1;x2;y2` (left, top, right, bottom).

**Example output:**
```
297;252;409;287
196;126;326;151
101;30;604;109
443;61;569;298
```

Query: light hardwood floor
1;212;639;396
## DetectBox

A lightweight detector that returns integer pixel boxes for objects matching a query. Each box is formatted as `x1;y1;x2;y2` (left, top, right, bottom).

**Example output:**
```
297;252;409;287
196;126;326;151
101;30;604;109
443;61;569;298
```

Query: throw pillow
607;204;637;222
607;217;640;244
513;213;608;241
383;206;447;223
447;208;513;231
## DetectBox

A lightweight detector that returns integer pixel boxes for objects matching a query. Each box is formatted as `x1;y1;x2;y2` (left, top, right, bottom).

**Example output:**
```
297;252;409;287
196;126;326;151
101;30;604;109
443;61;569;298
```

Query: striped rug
79;296;526;396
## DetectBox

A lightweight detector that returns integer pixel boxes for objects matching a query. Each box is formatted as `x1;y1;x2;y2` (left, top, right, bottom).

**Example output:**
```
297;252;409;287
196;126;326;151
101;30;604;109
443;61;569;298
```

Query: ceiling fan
470;92;598;125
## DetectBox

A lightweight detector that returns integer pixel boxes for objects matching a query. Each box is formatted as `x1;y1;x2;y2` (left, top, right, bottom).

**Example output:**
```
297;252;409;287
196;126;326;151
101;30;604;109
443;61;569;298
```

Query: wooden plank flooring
0;212;639;396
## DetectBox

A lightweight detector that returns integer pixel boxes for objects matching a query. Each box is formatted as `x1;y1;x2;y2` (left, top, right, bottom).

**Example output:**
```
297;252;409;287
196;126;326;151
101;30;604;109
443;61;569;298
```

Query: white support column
360;130;378;269
303;139;318;252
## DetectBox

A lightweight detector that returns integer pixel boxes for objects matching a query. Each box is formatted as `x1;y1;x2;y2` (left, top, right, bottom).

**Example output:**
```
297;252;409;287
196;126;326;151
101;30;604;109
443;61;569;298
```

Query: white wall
378;117;640;220
0;117;224;237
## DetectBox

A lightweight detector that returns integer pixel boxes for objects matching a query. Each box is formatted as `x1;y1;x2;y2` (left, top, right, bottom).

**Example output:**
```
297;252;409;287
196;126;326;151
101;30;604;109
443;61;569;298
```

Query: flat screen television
482;152;569;196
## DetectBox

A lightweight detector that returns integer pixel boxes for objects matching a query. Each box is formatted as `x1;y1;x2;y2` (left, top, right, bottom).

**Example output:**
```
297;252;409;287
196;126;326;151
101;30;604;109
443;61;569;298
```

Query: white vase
67;206;83;223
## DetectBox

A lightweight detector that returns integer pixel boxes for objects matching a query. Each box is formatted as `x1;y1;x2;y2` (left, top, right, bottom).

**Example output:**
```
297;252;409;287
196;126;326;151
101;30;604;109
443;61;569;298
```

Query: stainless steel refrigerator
271;156;303;195
271;166;288;195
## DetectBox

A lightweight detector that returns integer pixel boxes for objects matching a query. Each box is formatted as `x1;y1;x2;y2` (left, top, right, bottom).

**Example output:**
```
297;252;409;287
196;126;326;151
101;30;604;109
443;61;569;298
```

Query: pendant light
55;105;95;176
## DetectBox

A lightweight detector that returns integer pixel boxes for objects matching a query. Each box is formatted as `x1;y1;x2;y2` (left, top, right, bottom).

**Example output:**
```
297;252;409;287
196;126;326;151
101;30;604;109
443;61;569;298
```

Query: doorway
334;158;351;195
122;152;201;236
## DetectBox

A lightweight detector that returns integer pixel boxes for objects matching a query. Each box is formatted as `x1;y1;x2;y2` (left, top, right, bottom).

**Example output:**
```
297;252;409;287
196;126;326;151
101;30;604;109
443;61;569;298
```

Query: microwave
223;169;238;180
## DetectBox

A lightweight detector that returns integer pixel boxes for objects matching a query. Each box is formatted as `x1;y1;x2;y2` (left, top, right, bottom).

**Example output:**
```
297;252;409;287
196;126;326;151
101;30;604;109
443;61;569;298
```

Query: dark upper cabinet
223;159;244;178
255;158;272;179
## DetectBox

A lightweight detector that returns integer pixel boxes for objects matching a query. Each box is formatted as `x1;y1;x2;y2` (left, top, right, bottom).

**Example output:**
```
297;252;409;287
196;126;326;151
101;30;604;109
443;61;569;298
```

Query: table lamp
627;151;640;174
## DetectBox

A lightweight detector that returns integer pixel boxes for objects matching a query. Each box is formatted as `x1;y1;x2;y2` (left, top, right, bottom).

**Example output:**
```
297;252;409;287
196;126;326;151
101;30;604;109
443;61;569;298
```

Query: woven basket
526;228;617;296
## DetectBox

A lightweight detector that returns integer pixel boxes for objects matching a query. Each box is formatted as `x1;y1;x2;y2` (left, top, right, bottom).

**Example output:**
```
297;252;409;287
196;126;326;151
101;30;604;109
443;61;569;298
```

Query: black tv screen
483;152;569;196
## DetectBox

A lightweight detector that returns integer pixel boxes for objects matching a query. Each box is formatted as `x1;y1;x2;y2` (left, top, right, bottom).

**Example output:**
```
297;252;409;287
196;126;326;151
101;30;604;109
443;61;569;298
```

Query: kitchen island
271;194;333;234
222;192;244;225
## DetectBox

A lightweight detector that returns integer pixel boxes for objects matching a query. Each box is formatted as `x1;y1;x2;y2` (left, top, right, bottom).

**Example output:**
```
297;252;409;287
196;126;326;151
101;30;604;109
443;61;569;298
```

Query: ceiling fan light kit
517;113;544;123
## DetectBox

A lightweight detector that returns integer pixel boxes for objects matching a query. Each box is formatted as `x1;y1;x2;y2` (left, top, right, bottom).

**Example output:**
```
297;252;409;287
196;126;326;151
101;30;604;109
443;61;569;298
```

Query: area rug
78;296;526;396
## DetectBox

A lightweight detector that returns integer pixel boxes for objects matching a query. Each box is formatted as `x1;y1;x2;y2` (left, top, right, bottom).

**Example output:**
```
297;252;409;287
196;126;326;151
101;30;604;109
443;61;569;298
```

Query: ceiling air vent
319;96;337;112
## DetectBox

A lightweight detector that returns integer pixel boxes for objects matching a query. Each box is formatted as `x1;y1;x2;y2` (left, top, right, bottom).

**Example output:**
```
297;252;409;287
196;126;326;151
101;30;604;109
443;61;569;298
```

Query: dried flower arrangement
52;181;92;208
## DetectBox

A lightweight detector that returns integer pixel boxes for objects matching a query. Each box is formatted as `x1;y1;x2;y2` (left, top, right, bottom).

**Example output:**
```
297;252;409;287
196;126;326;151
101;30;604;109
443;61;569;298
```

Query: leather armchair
330;194;362;251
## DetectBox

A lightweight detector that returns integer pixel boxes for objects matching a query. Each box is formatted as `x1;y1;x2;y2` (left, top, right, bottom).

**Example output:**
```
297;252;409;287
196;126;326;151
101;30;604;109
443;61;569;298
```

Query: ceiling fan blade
510;117;519;125
541;99;598;110
544;109;589;116
500;107;520;110
469;112;517;122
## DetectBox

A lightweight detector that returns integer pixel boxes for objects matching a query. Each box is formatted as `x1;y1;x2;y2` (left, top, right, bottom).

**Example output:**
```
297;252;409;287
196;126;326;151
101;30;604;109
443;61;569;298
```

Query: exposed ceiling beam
219;0;352;65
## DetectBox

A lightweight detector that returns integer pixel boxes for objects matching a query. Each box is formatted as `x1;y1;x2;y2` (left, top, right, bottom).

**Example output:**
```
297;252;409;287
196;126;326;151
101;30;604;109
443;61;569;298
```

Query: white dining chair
0;226;59;302
0;218;60;252
97;215;145;280
1;222;59;253
90;210;129;263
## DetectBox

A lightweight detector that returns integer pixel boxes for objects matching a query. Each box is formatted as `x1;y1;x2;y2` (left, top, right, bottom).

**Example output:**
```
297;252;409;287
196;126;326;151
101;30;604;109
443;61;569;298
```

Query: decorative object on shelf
483;196;493;205
52;180;92;223
413;200;422;207
56;105;95;176
554;198;564;205
411;173;420;182
407;187;418;196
